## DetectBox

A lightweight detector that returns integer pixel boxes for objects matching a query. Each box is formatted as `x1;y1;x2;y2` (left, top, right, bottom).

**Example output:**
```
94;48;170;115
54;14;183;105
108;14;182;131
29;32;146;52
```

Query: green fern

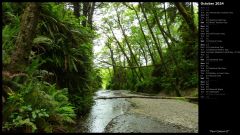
33;36;53;45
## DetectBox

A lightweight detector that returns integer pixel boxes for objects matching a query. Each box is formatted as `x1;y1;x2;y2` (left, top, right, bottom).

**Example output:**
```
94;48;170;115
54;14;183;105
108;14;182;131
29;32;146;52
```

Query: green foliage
3;82;76;132
158;76;175;93
183;73;198;89
32;3;97;114
102;2;198;97
3;80;76;132
2;17;20;65
135;79;153;93
99;68;111;89
3;2;99;133
3;106;48;132
3;59;76;133
90;68;103;90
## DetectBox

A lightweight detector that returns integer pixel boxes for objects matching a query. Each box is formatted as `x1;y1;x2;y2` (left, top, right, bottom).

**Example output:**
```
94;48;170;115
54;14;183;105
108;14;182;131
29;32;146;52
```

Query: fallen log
94;96;198;100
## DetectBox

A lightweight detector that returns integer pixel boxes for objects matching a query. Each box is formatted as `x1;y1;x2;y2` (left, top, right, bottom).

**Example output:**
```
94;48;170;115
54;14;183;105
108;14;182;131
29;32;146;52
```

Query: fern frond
33;36;53;45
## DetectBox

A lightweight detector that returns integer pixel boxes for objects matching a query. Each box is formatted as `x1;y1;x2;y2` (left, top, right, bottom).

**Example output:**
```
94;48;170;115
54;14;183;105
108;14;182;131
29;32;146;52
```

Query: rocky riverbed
76;90;198;133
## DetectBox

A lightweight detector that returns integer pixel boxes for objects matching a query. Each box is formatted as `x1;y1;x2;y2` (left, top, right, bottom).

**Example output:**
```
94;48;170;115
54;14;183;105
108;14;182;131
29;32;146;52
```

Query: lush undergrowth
2;3;101;133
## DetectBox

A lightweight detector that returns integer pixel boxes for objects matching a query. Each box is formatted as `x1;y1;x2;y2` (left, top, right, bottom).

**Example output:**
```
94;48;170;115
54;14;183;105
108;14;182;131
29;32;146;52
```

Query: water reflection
78;90;132;133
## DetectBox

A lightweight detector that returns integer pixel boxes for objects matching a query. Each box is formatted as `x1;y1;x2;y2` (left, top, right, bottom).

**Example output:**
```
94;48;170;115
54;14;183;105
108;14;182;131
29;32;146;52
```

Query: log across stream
95;95;198;103
95;95;198;100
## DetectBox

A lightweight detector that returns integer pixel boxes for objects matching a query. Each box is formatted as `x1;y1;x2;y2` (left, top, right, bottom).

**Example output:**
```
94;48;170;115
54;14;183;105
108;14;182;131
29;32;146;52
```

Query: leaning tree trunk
106;37;117;77
7;3;40;73
139;2;169;76
151;4;182;97
108;22;142;82
132;6;156;65
175;2;197;36
115;7;144;80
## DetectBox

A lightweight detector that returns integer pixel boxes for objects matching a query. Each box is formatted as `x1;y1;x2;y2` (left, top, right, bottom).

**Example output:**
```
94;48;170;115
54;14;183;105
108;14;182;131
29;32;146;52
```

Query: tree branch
99;60;157;69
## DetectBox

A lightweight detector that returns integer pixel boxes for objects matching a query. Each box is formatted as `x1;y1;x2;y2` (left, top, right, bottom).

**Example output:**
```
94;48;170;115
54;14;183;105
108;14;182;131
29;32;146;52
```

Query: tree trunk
139;2;169;75
108;23;142;81
115;7;144;80
82;2;90;27
136;41;148;66
191;2;194;22
106;37;117;76
152;5;182;97
7;3;40;73
73;2;80;17
175;2;197;36
132;5;156;65
163;3;178;44
164;3;171;36
88;2;95;29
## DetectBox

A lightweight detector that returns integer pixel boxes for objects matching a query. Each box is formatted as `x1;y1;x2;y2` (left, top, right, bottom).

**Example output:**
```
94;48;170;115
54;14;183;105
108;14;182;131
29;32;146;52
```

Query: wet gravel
105;113;195;133
126;98;198;132
76;90;198;133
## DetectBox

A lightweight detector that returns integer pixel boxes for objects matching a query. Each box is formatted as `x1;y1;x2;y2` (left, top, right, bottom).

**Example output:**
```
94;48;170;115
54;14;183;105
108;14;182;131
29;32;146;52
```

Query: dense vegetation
2;2;198;133
96;2;198;96
2;2;101;132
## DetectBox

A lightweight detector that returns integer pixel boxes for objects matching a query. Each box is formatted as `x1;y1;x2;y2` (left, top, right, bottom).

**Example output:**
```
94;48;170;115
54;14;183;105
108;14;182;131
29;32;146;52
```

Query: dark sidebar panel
199;1;239;134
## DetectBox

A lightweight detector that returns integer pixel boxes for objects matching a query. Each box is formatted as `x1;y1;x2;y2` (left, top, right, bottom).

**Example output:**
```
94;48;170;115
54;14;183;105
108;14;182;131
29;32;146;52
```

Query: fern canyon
2;2;199;133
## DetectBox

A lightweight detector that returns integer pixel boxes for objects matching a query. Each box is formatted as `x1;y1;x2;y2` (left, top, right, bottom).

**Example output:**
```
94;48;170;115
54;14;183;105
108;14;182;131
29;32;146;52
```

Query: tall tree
175;2;197;36
107;22;142;81
114;7;144;80
139;2;169;75
88;2;95;29
72;2;80;17
150;3;182;96
106;37;117;76
82;2;90;27
131;4;156;65
7;3;40;73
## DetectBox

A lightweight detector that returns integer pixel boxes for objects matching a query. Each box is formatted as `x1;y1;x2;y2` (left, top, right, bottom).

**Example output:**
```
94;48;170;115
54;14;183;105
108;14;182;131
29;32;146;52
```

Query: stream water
75;90;132;133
